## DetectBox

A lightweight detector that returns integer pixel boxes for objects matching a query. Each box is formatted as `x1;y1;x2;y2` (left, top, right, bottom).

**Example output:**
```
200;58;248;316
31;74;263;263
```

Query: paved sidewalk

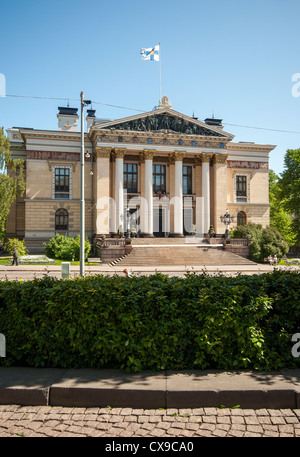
1;367;300;409
1;404;300;437
1;367;300;438
0;263;299;281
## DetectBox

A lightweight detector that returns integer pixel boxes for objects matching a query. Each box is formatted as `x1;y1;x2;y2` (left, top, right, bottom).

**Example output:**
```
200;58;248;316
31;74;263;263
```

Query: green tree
269;169;296;246
0;127;26;236
279;149;300;245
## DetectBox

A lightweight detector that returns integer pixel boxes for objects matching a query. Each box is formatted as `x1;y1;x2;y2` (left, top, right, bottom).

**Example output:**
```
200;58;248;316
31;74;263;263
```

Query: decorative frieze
27;150;80;161
227;160;268;169
96;132;227;149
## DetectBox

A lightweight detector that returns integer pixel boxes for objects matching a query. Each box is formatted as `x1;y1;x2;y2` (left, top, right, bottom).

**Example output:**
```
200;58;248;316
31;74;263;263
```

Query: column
202;153;212;234
213;153;228;233
115;148;125;233
173;151;185;236
95;147;111;235
143;150;154;236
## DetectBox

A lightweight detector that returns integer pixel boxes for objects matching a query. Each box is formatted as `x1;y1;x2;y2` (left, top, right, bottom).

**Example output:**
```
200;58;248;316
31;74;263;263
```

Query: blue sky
1;0;300;175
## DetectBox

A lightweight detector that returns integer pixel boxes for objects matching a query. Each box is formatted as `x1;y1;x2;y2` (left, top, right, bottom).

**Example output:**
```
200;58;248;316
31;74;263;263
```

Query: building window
55;168;70;199
236;175;247;202
192;141;196;147
183;165;192;195
124;163;138;193
237;211;247;226
55;208;69;231
147;138;153;144
153;164;166;193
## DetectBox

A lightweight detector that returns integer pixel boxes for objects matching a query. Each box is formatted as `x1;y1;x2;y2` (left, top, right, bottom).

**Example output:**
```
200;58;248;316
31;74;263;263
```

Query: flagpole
159;42;161;104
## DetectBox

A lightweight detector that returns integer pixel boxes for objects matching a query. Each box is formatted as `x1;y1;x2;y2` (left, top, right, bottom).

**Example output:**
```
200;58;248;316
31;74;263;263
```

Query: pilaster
213;153;228;233
95;147;111;235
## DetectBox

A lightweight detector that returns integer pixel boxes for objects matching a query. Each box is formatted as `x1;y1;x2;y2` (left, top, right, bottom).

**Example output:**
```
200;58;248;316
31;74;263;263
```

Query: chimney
86;109;96;131
204;117;223;129
57;106;79;132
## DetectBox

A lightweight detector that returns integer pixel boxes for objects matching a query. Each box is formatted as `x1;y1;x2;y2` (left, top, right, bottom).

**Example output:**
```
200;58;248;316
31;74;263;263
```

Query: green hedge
0;270;300;372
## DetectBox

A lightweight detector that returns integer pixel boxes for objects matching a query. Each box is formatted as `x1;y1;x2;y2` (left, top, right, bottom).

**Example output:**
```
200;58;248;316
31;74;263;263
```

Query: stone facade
6;98;275;252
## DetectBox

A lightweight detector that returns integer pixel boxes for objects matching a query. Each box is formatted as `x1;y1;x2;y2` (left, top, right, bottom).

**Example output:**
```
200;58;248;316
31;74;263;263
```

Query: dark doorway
153;207;167;237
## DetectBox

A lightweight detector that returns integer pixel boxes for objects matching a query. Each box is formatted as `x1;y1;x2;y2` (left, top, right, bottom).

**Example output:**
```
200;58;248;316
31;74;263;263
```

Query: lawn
0;256;99;266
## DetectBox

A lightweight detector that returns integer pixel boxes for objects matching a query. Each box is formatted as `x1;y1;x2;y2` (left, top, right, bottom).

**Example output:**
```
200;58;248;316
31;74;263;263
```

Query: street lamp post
80;91;91;276
126;208;131;240
220;209;234;239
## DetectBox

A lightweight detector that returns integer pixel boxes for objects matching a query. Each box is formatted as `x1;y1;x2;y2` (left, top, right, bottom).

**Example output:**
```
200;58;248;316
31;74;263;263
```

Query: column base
172;233;185;238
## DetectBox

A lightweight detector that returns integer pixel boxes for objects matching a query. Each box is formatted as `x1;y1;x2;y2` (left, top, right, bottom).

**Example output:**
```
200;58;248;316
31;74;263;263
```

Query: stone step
116;246;255;266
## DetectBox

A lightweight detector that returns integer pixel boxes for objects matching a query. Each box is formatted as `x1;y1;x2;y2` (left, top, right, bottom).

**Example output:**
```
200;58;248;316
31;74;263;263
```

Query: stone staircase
115;238;255;267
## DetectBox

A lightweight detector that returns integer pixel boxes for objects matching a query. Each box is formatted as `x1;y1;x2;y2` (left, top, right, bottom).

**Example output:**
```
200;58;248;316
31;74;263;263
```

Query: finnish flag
140;45;160;61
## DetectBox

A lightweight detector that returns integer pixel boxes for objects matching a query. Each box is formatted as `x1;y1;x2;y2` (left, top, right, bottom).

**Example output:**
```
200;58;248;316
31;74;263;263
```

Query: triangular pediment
92;108;234;139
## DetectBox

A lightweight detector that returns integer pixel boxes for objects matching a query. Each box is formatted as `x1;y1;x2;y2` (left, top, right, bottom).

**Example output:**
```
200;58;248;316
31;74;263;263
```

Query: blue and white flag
140;45;160;61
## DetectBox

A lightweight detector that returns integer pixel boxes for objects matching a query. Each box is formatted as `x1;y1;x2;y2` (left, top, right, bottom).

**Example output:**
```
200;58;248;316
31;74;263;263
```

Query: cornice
18;129;90;143
227;142;276;153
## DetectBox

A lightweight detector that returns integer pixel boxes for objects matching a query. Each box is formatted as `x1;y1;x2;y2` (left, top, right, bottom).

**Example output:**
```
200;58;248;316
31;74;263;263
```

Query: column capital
213;153;228;164
114;148;126;159
201;152;214;163
95;147;111;158
142;149;155;161
194;155;202;166
173;151;186;162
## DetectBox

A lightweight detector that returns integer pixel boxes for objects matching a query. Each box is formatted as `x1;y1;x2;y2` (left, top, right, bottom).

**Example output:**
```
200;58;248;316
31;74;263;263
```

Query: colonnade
95;147;227;236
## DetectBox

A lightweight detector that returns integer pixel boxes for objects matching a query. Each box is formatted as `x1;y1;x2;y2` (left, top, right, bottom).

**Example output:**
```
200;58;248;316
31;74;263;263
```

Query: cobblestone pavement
1;405;300;437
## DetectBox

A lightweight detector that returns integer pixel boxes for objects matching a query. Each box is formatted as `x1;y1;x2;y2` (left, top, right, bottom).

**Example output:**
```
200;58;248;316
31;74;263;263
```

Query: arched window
55;208;68;231
237;211;247;226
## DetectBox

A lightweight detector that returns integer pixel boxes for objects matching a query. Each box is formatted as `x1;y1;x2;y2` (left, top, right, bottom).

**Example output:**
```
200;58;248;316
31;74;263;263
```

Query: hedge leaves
0;270;299;372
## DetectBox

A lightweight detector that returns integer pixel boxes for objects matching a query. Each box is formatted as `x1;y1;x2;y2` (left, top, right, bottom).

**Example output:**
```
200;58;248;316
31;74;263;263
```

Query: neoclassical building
6;96;275;251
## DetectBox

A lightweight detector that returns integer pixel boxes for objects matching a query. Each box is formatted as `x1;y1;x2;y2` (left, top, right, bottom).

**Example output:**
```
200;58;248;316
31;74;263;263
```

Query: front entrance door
153;207;167;237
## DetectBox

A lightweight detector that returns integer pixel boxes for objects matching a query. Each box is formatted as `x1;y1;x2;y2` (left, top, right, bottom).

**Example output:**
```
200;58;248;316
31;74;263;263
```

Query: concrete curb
1;367;300;409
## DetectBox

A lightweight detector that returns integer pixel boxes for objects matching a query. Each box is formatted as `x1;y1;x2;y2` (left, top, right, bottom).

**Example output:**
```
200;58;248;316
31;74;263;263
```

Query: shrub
230;224;289;262
3;238;28;256
0;270;299;372
44;234;91;261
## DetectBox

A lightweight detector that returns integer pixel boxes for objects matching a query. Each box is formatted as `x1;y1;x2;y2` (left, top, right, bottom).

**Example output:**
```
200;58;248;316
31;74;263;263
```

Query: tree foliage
278;149;300;245
0;127;26;236
269;169;296;246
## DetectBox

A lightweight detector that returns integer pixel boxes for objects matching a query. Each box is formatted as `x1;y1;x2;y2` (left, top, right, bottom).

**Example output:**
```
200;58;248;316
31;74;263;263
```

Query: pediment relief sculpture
101;113;224;137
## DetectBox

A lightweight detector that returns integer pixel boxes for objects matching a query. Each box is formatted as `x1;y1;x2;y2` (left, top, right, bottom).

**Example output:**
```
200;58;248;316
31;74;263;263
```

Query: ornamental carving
201;153;213;163
95;147;111;158
214;153;228;164
173;151;186;162
142;150;155;161
227;160;268;169
101;114;224;137
114;148;126;159
194;155;202;166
